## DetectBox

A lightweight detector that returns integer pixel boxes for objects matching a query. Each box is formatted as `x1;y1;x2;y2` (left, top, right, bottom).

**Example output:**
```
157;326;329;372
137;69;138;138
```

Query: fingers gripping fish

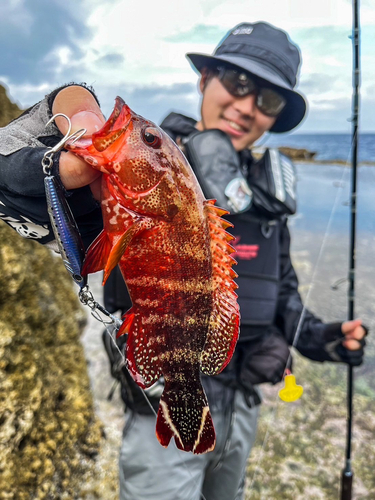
68;97;240;454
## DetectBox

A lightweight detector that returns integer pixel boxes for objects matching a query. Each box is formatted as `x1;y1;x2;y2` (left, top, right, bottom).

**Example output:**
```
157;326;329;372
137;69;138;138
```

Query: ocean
260;133;375;164
291;163;375;235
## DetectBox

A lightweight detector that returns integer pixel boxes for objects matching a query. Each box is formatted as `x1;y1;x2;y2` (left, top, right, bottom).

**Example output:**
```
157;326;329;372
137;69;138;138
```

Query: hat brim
186;52;307;133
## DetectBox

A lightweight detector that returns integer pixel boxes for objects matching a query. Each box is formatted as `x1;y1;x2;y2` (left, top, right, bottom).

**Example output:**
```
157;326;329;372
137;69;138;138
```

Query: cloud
164;24;225;45
1;0;374;132
0;0;93;84
95;53;126;66
96;82;200;124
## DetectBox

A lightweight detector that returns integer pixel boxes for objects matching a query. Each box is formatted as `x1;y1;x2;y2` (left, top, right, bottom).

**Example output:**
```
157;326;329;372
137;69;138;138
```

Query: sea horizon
261;132;375;163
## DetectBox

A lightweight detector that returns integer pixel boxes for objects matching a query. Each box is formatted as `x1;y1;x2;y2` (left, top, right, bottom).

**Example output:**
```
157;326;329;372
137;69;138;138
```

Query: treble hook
42;113;87;174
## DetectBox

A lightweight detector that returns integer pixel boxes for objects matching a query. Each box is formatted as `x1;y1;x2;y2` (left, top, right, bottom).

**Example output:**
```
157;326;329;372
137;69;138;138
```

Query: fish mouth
92;96;133;152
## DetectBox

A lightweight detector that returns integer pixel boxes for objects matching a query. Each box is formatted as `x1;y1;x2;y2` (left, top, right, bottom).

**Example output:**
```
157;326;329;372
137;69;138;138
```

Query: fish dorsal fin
200;200;240;375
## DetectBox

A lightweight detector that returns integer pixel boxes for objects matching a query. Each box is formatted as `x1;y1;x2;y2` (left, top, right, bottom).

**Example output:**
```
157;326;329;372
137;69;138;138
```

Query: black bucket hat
186;22;307;133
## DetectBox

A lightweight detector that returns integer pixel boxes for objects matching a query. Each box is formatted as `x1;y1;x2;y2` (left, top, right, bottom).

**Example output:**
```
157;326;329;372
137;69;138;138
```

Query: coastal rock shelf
278;146;317;160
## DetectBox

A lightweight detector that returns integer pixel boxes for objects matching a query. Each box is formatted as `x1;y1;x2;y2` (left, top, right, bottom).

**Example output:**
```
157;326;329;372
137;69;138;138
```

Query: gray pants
119;390;259;500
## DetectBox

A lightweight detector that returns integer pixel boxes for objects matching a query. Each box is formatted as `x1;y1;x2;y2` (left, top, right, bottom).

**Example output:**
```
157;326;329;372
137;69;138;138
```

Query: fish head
70;97;196;220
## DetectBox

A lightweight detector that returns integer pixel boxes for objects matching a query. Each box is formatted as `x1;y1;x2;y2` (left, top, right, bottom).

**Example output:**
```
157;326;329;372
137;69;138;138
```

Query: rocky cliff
0;84;23;127
0;85;118;499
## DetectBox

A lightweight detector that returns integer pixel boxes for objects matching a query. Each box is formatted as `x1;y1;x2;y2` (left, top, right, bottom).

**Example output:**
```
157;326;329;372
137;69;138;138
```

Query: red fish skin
69;97;239;454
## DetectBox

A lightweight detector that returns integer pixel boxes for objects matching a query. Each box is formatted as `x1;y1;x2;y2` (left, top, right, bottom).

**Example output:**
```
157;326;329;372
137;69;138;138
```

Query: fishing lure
44;175;87;289
42;114;87;288
42;114;122;329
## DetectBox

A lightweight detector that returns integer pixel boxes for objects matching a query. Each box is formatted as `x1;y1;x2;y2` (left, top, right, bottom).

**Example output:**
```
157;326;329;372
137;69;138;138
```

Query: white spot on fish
84;156;98;166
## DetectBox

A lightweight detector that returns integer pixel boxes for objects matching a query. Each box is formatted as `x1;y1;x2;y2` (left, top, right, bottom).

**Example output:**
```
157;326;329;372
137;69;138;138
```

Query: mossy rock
0;84;23;127
0;222;113;499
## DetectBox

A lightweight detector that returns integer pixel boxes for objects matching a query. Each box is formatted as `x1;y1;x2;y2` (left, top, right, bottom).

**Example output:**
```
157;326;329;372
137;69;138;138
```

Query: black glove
239;330;292;386
323;322;368;366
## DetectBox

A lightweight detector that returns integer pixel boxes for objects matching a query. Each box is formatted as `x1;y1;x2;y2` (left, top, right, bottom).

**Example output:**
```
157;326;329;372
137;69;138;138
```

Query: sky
1;0;374;134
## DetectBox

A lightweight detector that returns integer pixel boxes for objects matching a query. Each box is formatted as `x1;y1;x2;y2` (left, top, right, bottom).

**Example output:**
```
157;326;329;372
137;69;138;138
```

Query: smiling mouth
224;118;248;133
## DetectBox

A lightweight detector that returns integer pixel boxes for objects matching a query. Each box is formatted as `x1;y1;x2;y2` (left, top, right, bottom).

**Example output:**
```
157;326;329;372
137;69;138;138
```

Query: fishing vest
182;130;296;334
227;211;281;329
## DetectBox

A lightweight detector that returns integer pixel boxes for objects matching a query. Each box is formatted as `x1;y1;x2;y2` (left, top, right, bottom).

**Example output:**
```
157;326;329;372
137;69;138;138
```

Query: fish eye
142;127;162;149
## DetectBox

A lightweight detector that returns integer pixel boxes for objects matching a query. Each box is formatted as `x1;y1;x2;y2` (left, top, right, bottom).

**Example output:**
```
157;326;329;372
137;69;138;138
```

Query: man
0;21;366;500
102;22;367;500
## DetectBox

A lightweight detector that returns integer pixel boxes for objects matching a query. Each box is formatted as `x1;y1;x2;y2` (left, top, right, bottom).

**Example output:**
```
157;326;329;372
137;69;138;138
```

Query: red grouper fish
68;97;240;454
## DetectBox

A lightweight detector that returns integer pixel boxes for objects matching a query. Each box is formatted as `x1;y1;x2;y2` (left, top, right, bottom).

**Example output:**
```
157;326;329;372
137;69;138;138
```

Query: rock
0;222;117;499
279;147;317;160
0;84;23;127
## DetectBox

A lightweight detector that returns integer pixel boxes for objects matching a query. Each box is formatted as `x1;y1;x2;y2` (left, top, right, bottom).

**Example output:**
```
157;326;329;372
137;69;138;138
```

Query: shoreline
294;159;375;166
252;146;375;166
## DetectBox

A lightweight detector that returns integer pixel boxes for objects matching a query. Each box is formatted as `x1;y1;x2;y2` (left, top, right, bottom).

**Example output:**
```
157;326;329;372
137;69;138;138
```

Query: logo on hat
232;26;253;36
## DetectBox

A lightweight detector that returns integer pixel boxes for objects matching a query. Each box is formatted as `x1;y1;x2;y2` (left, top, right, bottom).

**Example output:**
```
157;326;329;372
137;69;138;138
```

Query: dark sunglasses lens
217;67;286;116
257;88;286;116
219;68;257;97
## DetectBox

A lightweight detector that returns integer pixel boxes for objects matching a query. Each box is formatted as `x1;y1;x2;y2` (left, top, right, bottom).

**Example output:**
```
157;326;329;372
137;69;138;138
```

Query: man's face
197;71;277;151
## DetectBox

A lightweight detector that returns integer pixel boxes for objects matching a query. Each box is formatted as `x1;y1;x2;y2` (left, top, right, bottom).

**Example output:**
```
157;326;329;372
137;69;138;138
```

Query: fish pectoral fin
82;230;112;276
103;217;154;284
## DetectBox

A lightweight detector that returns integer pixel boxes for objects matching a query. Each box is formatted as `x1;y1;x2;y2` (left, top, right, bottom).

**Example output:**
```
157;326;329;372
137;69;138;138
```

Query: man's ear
199;68;210;93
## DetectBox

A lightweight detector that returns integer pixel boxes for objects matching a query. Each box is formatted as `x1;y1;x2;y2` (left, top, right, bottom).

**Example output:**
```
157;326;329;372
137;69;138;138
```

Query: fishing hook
42;113;87;174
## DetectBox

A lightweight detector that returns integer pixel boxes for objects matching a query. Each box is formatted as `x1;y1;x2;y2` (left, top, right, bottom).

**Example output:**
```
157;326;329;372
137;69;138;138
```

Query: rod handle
340;469;353;500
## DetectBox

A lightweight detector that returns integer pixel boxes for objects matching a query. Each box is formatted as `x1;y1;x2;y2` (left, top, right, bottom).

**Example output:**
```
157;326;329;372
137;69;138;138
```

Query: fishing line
247;142;356;496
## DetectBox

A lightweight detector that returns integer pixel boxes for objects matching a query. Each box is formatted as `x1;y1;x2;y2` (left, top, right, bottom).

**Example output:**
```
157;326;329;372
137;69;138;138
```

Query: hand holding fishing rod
341;0;362;498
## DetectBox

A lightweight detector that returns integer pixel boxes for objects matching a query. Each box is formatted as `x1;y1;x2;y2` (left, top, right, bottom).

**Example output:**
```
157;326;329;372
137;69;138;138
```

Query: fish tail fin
156;378;215;454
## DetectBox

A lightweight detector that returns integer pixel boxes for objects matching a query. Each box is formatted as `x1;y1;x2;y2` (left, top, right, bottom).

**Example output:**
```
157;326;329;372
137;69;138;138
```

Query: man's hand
325;319;368;366
52;85;106;200
341;319;367;350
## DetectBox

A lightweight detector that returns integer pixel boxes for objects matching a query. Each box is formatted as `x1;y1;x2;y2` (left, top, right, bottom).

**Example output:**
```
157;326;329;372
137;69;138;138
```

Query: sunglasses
214;66;287;117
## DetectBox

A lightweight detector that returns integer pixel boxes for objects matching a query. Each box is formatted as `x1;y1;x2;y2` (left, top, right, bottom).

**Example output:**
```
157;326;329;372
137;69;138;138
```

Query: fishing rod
340;0;360;498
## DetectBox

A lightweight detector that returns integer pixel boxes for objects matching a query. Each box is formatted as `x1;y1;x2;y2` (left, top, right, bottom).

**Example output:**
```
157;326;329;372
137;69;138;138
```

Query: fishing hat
186;22;307;133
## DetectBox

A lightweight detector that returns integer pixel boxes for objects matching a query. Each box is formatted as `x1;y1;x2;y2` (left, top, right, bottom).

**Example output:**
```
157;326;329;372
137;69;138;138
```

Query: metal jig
42;113;124;332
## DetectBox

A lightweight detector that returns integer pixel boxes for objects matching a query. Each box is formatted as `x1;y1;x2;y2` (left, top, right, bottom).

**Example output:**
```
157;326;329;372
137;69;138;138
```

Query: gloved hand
52;85;105;200
324;319;368;366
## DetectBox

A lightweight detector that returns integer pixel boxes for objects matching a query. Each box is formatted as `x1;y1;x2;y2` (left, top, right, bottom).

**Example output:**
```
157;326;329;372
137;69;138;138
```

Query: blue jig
45;175;87;289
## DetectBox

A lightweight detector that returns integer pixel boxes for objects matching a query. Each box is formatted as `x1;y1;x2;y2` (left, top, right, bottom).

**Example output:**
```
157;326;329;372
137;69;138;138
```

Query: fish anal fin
200;200;240;375
122;307;162;389
82;230;112;276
